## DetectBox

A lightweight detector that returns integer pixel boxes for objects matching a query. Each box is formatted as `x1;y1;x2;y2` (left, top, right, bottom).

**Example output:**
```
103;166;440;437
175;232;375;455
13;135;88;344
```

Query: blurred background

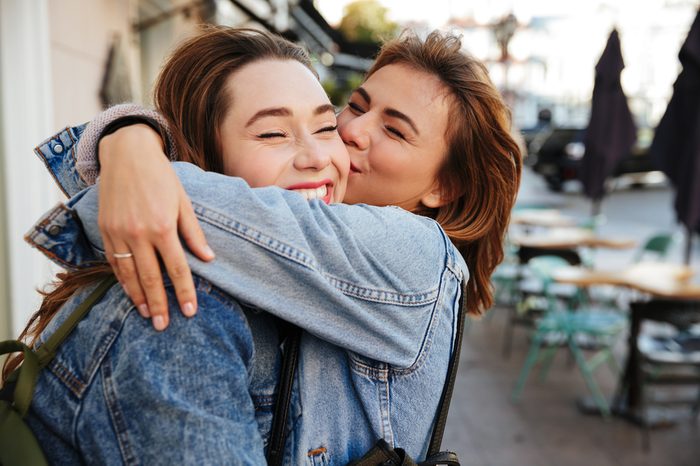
1;1;700;464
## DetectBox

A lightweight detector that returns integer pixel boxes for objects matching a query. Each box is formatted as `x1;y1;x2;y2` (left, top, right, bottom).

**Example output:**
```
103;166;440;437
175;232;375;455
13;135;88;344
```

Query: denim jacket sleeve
33;125;89;197
71;163;462;368
34;107;176;194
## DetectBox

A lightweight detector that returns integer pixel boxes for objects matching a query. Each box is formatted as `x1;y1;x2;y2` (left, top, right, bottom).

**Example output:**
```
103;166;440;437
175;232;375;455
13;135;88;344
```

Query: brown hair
367;31;522;316
153;26;316;172
3;27;314;382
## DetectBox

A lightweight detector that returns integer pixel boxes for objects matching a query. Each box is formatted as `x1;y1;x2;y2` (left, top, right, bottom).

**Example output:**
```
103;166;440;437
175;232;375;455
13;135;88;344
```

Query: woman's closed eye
385;126;406;140
257;131;286;139
347;101;366;114
315;124;338;134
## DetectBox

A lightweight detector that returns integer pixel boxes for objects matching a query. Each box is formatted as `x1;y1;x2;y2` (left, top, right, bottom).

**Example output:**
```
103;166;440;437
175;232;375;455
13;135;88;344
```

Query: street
443;167;699;466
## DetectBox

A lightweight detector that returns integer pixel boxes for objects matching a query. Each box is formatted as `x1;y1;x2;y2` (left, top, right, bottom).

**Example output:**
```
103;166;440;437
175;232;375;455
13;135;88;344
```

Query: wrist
98;123;165;166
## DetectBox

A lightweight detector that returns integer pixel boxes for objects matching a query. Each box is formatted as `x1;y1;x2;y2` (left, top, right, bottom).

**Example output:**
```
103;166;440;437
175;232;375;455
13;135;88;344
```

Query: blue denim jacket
27;127;468;464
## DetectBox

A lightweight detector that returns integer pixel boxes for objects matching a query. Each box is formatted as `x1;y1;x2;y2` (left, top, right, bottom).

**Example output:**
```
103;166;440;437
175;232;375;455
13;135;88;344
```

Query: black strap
266;290;466;464
427;292;466;456
265;325;302;466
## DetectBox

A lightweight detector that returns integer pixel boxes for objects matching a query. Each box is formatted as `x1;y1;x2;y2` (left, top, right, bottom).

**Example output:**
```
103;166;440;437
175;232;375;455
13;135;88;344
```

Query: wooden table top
510;209;577;228
552;262;700;299
509;227;637;250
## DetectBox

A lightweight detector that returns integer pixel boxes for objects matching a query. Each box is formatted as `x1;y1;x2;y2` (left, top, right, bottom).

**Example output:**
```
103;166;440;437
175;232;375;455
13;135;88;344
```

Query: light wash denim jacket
26;126;468;465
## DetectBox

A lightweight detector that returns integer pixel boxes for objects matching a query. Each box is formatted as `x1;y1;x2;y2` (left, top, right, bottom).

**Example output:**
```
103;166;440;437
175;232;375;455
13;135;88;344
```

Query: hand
98;124;215;330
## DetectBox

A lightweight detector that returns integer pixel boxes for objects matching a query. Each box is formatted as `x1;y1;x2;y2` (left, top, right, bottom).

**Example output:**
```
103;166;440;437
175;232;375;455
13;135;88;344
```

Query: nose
338;112;370;152
294;136;331;171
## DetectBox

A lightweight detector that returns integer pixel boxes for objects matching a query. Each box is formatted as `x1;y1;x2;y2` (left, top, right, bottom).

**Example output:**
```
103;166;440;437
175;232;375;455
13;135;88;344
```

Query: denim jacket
26;127;468;464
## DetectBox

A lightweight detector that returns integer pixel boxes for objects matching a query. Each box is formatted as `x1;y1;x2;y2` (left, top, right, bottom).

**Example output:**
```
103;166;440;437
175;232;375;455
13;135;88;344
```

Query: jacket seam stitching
195;202;440;305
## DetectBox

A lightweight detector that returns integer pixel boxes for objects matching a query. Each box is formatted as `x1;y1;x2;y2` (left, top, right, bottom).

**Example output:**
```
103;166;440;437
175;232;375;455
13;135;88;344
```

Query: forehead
225;59;330;113
363;63;452;138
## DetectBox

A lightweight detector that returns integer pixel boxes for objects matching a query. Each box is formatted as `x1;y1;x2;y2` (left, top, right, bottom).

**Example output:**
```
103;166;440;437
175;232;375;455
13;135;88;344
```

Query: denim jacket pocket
37;283;132;399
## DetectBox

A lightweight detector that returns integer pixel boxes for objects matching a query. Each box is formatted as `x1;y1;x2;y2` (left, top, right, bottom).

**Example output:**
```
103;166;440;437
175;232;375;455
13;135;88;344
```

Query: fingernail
137;304;150;318
153;315;166;331
204;245;215;259
182;301;196;317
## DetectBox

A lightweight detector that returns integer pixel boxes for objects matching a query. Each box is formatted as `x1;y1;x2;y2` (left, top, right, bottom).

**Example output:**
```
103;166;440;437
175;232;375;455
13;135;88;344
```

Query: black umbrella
580;29;637;216
650;10;700;264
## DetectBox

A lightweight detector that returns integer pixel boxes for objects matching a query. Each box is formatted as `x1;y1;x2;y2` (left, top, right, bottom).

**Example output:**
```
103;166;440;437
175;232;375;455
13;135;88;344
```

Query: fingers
158;231;198;320
107;235;150;319
129;240;170;331
178;188;215;262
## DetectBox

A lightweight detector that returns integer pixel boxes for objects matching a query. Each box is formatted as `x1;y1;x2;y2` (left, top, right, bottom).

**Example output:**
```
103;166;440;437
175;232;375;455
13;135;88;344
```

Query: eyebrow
245;104;336;127
353;87;420;136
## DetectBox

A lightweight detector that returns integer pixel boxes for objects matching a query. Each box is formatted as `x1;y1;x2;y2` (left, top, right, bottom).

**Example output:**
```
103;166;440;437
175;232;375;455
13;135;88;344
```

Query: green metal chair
511;255;627;417
632;233;674;263
491;238;521;308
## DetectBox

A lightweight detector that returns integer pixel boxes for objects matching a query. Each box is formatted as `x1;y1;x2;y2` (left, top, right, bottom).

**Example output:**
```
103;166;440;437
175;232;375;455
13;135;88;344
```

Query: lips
350;162;362;174
286;179;334;204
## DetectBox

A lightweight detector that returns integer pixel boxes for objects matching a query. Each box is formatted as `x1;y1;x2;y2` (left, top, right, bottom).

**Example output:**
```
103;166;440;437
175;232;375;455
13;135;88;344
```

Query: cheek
330;139;350;172
368;143;405;177
223;144;284;187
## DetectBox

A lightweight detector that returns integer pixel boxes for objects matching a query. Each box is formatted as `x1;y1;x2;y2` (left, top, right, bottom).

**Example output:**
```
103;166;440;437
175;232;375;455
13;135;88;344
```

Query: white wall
49;0;140;129
0;0;139;338
0;0;57;338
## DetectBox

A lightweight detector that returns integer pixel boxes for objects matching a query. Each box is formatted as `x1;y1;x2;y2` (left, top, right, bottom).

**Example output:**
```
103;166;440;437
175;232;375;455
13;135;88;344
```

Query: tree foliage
338;0;398;44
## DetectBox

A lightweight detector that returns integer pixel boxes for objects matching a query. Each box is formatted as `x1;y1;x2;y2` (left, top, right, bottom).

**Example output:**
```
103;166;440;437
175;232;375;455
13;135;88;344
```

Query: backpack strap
1;274;117;416
265;324;302;466
0;274;117;466
426;292;466;456
266;291;466;465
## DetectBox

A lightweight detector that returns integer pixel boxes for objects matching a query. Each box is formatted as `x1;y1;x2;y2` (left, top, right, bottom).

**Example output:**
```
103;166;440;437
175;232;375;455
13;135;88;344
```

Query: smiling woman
219;59;348;203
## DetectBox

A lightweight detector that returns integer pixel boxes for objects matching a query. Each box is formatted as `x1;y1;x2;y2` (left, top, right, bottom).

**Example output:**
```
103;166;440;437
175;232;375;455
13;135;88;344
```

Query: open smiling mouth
286;180;334;204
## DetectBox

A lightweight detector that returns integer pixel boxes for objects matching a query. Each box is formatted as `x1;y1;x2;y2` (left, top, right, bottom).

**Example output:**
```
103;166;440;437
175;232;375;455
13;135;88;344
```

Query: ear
420;184;449;209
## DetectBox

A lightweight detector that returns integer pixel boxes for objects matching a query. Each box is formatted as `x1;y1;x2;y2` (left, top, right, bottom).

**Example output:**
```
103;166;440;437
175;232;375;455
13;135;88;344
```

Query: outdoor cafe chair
501;246;582;358
632;232;674;263
627;299;700;451
588;232;675;309
511;255;627;417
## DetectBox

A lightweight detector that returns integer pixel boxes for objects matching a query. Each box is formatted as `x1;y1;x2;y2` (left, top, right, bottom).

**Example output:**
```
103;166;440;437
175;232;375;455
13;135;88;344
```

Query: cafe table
509;227;637;250
510;209;577;228
551;262;700;422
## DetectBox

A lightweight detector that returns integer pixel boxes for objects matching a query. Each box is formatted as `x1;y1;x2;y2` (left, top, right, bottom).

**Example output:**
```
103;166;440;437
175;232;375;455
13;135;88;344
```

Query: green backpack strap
0;399;47;466
0;340;39;417
33;275;118;368
0;274;117;466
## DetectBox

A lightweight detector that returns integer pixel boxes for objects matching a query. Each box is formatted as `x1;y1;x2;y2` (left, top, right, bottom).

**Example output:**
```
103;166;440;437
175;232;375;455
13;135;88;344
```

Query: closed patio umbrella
650;10;700;264
580;29;637;216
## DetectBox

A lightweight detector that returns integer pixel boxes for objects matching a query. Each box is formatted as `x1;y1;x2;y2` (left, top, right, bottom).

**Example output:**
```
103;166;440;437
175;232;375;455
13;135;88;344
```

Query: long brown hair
3;27;314;382
153;26;316;173
367;31;522;316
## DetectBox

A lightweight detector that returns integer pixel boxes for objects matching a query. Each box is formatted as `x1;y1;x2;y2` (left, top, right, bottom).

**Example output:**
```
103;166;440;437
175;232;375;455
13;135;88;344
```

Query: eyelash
348;102;365;113
258;132;285;139
258;125;337;139
386;127;405;140
317;125;338;134
349;101;405;140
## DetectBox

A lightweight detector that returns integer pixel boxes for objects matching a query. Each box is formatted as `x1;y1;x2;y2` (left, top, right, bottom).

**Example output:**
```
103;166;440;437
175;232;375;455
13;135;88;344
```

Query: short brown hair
368;31;522;315
154;26;316;172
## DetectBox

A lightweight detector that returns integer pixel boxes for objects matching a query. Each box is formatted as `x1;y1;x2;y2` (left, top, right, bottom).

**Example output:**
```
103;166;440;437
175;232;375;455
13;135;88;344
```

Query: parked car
523;126;658;192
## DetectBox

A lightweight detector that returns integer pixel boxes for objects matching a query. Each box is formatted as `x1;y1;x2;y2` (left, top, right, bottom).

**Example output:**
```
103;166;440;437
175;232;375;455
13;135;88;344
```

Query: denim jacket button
48;225;62;236
53;144;64;154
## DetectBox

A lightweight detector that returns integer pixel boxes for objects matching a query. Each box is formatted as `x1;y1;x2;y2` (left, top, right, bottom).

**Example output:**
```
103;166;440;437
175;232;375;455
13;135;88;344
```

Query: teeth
293;185;327;201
